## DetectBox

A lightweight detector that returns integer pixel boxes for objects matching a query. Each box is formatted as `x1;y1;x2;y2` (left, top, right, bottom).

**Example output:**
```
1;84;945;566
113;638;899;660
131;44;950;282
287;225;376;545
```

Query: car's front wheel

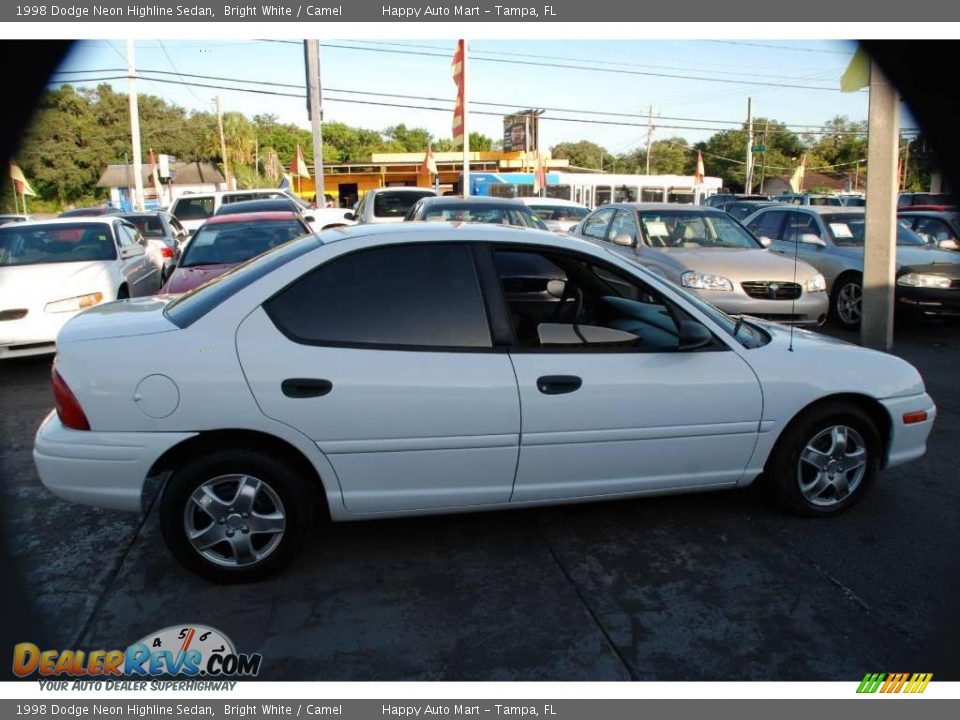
159;449;313;582
766;402;881;515
831;275;862;329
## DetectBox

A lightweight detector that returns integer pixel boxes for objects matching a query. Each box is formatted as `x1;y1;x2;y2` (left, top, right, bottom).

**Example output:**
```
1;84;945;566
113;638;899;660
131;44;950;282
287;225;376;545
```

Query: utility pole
305;40;325;202
645;105;655;175
126;40;145;211
744;97;754;193
758;119;769;193
901;135;910;191
215;95;231;189
861;61;899;351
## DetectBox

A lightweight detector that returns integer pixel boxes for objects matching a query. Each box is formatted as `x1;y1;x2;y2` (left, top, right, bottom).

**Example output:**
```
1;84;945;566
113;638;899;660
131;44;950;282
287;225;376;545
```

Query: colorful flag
694;151;705;185
533;154;547;194
789;155;806;193
451;40;465;141
278;173;293;191
420;144;438;176
10;163;36;197
841;46;871;93
290;144;310;179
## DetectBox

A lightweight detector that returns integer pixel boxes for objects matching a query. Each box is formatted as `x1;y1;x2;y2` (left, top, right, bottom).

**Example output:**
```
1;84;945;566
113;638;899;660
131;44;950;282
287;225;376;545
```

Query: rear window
164;235;321;328
0;223;116;266
172;196;214;222
527;205;588;222
420;203;549;230
373;191;436;218
122;215;165;237
179;219;307;267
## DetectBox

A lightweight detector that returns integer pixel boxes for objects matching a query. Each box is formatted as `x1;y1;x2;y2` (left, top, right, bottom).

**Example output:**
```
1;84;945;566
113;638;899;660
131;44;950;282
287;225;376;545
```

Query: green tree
550;140;613;170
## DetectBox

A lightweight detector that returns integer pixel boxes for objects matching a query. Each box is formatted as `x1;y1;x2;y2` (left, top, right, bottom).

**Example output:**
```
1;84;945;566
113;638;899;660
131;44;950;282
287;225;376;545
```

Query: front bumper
879;393;937;468
694;289;829;325
897;286;960;317
33;411;196;512
0;307;79;359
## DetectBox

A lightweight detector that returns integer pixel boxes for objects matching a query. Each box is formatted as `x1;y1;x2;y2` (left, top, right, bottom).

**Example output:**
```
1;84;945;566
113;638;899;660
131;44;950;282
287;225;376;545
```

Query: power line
157;40;204;103
52;67;906;137
707;40;853;56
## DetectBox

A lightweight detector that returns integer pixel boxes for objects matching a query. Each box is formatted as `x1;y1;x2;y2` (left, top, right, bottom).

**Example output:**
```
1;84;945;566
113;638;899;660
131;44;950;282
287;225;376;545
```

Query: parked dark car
404;196;550;230
59;206;122;218
724;200;789;223
898;209;960;251
703;193;769;209
214;197;305;217
898;192;957;208
897;262;960;318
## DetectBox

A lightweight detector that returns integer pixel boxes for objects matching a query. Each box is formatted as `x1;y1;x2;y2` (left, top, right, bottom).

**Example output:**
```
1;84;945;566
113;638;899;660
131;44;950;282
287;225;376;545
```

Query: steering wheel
554;285;584;323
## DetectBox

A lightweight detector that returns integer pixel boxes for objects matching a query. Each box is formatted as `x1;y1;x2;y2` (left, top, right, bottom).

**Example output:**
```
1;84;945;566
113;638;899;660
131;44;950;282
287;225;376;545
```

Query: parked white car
34;223;935;581
349;187;438;224
516;197;590;233
1;217;163;359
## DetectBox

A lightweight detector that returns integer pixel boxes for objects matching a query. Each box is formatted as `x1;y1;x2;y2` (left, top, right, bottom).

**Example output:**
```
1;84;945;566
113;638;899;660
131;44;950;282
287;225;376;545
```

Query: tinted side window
266;244;491;348
581;208;615;240
746;211;787;241
115;223;135;248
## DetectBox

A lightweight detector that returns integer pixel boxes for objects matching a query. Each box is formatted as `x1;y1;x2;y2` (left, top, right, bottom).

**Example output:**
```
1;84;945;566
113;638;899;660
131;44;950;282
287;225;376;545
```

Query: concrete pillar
861;61;900;351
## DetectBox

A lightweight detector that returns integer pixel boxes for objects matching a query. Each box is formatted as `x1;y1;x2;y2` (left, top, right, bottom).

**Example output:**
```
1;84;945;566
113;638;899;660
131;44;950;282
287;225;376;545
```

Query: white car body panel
33;223;935;521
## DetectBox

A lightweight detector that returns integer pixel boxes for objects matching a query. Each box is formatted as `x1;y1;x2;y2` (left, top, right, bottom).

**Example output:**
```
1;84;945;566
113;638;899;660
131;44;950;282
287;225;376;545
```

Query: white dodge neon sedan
34;223;936;582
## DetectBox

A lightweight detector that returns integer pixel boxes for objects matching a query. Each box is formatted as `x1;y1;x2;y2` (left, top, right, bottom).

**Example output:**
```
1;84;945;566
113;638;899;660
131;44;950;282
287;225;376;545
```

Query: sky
53;39;891;160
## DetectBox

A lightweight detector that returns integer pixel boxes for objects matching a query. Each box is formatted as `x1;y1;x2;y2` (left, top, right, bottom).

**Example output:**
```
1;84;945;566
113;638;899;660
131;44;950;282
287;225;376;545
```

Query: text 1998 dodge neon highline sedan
34;223;936;582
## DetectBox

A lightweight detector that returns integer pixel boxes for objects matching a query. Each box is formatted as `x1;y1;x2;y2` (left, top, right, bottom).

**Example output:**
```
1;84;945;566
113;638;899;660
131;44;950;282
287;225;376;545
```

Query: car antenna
788;207;800;352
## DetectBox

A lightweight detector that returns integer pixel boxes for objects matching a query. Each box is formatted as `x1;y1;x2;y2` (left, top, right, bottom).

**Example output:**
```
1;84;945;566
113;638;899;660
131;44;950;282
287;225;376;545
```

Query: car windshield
822;214;926;247
122;215;165;237
178;219;307;267
421;203;549;229
0;223;116;266
373;190;436;218
527;205;589;222
638;211;761;249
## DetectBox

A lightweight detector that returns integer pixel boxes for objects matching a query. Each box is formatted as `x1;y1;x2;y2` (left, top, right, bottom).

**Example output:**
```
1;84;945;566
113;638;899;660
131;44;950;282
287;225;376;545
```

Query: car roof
368;186;437;195
516;197;587;207
216;199;296;212
604;202;728;213
8;216;119;228
119;211;168;219
319;219;594;249
202;211;304;225
418;196;528;207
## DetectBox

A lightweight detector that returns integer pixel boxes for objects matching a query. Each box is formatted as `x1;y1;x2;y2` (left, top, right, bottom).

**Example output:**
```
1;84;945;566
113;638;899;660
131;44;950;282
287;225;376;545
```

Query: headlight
44;292;104;314
897;273;952;289
805;274;827;293
681;271;733;291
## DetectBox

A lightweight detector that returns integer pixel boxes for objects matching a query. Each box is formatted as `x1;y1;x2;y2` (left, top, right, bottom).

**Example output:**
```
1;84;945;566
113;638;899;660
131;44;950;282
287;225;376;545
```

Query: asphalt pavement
2;318;958;681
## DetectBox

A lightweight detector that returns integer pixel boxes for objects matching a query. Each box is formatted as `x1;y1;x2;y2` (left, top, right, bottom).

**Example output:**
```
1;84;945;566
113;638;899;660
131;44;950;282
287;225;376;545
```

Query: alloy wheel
183;474;286;568
836;281;862;326
796;425;868;507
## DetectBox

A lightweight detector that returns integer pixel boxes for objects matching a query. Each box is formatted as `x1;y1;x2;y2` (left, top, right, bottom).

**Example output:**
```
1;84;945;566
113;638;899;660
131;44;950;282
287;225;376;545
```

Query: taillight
160;247;174;259
51;367;90;431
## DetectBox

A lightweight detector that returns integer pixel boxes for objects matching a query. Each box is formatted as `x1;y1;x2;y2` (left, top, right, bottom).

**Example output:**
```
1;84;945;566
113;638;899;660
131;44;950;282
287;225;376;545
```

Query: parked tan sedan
573;203;829;325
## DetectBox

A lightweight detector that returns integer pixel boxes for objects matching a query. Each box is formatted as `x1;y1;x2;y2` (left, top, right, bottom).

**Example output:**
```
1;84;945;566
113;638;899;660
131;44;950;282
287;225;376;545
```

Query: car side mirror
343;212;356;221
612;233;636;248
303;215;316;224
757;236;772;248
799;233;826;247
677;320;713;350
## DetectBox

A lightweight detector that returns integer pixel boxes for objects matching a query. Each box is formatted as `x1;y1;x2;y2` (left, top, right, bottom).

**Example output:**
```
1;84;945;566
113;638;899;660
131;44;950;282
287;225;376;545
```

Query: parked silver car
742;205;960;328
573;203;829;325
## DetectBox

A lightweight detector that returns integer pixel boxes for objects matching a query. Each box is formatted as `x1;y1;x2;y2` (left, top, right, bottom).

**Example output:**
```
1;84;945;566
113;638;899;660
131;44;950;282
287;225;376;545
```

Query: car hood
832;244;960;268
162;263;237;294
0;261;109;307
651;247;820;281
57;296;178;344
740;319;926;398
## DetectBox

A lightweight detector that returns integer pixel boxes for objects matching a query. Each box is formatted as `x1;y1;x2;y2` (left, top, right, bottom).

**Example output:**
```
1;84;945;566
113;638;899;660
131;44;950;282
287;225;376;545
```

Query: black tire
159;449;313;583
830;274;862;330
765;402;881;516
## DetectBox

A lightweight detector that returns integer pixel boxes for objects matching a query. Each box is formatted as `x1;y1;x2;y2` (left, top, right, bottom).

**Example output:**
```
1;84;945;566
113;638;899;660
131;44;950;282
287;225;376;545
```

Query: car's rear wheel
765;402;881;515
159;449;313;582
831;275;862;329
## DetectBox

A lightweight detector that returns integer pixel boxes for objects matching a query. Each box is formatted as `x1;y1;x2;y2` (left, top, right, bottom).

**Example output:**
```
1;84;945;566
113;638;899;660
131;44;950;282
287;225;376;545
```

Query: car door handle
281;378;333;398
536;375;582;395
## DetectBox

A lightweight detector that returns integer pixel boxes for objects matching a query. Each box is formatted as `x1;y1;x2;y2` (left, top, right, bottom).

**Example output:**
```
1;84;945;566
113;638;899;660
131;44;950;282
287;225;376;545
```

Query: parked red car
161;212;311;294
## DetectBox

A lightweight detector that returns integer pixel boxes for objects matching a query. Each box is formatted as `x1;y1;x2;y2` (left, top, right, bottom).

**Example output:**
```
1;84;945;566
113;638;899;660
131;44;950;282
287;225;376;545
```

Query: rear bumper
33;411;196;512
879;393;937;468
